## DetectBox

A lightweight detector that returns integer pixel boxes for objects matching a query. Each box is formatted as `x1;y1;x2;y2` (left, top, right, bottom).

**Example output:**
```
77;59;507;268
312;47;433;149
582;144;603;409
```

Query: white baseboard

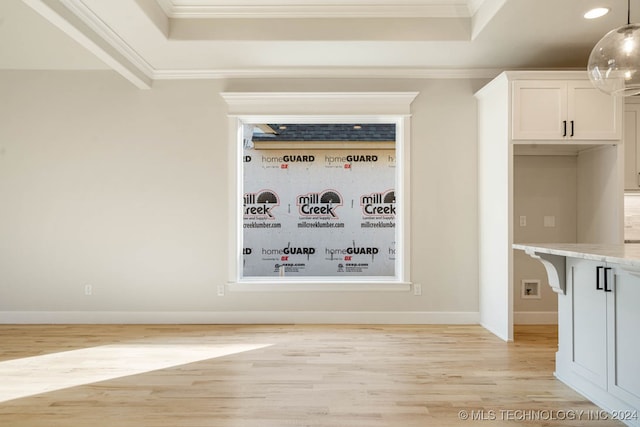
0;310;480;325
514;311;558;325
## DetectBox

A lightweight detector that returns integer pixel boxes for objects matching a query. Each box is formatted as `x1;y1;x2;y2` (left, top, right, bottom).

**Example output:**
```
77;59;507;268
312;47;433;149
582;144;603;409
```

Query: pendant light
588;0;640;96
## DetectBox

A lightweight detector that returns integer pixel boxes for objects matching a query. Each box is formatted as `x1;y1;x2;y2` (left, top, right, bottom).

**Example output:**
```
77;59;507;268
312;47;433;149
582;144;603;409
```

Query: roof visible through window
251;124;396;142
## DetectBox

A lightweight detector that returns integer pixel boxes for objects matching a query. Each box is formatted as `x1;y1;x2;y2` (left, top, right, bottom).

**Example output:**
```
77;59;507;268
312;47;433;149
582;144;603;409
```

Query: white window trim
221;92;418;291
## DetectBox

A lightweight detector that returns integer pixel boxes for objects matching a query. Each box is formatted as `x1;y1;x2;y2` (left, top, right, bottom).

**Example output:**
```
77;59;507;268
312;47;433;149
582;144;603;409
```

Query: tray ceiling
0;0;629;88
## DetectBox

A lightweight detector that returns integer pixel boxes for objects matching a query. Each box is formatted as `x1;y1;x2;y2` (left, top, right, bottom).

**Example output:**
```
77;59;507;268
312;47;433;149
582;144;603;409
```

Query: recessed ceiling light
584;7;610;19
353;125;362;129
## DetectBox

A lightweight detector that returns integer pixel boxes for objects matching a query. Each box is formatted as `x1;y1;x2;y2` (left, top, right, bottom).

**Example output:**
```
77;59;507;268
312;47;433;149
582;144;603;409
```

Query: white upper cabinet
512;80;622;141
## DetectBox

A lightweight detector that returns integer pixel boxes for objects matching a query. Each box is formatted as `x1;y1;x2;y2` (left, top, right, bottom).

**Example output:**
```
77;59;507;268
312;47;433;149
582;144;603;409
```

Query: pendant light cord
628;0;631;25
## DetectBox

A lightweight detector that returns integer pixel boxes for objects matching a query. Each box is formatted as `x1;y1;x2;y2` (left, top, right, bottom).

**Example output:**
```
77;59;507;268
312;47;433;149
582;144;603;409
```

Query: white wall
513;155;577;317
0;71;484;323
577;145;624;244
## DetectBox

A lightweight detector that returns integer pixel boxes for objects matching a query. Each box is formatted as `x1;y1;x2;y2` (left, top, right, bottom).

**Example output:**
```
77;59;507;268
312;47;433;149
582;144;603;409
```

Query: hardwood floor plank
0;324;624;426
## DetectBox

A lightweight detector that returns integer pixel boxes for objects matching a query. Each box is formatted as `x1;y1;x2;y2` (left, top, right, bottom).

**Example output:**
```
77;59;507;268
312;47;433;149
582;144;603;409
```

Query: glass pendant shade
588;23;640;96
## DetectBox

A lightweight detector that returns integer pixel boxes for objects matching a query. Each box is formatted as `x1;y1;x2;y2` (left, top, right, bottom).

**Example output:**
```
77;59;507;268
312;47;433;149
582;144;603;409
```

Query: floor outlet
413;283;422;296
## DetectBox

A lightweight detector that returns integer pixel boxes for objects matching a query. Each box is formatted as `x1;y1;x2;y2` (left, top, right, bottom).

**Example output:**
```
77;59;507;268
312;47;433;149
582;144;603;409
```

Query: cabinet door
568;258;608;388
608;266;640;409
568;81;622;140
512;80;566;140
624;105;640;190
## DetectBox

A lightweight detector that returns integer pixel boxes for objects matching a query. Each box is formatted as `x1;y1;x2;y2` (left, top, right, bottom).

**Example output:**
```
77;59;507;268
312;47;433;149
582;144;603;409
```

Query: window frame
221;92;417;291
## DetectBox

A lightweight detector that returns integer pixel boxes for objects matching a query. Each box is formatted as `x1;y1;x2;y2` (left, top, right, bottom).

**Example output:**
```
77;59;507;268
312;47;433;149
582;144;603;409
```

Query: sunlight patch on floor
0;341;272;402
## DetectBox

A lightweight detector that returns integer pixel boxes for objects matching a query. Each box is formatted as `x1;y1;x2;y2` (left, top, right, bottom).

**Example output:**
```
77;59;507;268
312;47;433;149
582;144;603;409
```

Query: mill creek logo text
360;190;396;217
296;190;343;218
243;189;280;219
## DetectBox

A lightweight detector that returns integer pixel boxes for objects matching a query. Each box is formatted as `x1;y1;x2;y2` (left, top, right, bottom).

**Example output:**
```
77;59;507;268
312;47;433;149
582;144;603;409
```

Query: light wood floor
0;324;623;427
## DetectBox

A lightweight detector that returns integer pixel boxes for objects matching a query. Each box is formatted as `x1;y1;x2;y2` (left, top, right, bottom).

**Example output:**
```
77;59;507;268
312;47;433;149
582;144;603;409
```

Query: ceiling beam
471;0;507;40
21;0;153;89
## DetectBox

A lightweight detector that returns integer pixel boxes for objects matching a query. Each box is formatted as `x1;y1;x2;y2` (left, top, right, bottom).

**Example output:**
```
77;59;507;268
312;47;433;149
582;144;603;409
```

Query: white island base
514;244;640;427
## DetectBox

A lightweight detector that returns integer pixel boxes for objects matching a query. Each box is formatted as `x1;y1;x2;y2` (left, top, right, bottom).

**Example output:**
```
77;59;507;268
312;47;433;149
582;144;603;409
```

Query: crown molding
156;0;472;19
153;67;502;80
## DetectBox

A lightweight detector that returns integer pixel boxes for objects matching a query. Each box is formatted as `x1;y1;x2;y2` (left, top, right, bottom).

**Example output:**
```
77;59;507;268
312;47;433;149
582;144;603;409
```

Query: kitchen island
514;244;640;426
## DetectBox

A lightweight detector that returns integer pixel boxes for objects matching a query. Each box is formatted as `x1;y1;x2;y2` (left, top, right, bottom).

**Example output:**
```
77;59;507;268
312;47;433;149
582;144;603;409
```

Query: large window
242;123;397;279
221;92;416;289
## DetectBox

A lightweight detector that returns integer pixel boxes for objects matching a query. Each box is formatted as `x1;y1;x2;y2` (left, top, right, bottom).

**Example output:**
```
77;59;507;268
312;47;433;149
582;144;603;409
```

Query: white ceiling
0;0;633;88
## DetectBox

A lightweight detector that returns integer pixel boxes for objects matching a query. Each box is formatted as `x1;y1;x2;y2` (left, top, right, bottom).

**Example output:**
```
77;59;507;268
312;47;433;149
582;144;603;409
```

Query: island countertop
512;243;640;268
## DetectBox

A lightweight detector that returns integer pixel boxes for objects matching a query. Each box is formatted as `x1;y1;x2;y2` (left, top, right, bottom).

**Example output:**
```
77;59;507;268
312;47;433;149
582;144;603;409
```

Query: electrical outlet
84;285;92;296
519;216;527;227
413;283;422;296
217;284;225;296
